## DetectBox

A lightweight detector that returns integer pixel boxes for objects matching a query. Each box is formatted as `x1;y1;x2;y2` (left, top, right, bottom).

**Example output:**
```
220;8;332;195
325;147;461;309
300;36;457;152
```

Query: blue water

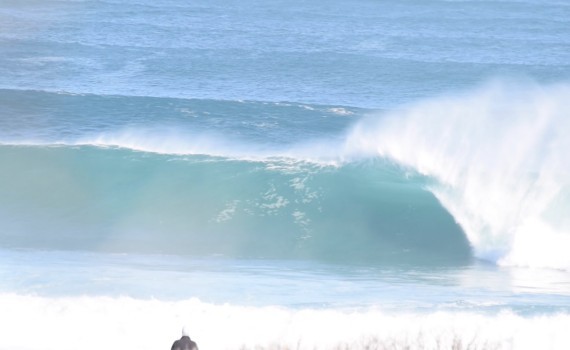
1;0;570;349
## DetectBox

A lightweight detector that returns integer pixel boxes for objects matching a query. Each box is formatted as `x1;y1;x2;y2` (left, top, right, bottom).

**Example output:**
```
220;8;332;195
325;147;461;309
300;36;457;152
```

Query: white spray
344;80;570;270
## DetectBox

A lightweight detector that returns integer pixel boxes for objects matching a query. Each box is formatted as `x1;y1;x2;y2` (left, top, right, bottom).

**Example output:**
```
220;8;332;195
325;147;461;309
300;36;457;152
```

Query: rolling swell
0;145;469;265
0;88;362;146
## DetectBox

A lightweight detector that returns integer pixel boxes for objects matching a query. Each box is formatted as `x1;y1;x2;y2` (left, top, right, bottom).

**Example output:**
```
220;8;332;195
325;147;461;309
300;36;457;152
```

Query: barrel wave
2;81;569;269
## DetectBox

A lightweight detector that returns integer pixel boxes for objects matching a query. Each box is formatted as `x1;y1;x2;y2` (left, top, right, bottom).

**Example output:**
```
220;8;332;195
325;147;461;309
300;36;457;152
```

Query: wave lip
74;129;345;166
344;80;570;270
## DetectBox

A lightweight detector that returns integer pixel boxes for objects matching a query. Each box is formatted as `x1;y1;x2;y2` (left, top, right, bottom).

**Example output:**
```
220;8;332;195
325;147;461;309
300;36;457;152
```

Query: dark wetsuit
171;335;198;350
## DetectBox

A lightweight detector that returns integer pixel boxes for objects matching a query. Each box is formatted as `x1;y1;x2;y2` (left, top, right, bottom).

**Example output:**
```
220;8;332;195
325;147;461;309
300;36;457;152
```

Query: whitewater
1;0;570;349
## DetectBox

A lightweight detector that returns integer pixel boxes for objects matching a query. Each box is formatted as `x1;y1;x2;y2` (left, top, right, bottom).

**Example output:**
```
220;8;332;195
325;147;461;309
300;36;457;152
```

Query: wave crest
344;80;570;270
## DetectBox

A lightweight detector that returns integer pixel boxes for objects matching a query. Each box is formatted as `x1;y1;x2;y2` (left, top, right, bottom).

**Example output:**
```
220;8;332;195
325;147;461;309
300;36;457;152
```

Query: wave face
345;81;570;270
0;88;471;265
0;144;468;265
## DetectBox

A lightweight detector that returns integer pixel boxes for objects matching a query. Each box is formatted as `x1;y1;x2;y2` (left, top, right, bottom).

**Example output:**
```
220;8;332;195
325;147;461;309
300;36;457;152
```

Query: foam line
0;294;568;350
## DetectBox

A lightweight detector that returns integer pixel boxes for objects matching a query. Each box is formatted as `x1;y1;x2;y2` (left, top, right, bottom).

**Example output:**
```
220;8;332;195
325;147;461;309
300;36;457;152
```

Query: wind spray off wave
344;81;570;270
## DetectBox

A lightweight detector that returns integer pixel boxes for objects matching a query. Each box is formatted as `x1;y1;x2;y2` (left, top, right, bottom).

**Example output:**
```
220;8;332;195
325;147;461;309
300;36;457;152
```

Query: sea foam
0;293;568;350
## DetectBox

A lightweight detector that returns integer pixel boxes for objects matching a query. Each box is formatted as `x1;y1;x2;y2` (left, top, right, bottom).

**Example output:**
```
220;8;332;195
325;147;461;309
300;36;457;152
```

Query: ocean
1;0;570;349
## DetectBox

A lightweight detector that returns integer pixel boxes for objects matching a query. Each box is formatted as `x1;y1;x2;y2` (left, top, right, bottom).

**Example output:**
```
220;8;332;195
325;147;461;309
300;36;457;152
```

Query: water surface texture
1;0;570;349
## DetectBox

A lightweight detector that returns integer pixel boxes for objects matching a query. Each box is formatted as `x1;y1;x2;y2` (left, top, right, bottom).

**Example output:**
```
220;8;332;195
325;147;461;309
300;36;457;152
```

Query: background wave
0;88;363;148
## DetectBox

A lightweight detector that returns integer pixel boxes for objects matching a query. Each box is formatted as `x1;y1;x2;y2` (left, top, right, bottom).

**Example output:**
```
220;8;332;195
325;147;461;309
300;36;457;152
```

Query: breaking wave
1;81;569;269
344;80;570;270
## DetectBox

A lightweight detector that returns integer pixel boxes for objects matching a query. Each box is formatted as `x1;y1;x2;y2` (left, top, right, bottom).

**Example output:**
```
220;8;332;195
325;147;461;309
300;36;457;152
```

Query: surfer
171;329;198;350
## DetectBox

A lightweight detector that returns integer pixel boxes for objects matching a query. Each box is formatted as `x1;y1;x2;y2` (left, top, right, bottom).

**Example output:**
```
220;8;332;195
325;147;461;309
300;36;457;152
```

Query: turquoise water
1;0;570;349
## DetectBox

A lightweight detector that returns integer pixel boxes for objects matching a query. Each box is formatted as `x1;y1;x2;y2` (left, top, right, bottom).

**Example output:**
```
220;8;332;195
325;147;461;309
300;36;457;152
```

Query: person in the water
171;329;198;350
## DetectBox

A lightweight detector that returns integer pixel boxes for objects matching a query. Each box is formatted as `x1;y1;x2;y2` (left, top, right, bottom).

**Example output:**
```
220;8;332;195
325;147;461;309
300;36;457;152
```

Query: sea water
1;0;570;349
